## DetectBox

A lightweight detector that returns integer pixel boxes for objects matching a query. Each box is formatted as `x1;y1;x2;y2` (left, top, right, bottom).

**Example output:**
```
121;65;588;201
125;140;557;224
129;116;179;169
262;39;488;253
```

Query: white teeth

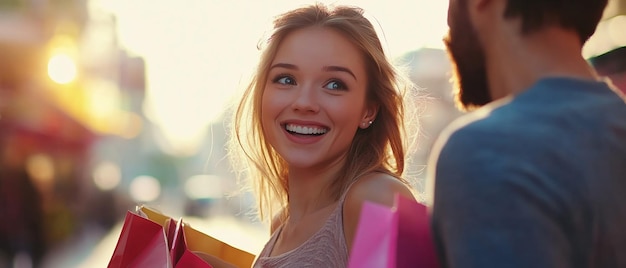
285;124;328;135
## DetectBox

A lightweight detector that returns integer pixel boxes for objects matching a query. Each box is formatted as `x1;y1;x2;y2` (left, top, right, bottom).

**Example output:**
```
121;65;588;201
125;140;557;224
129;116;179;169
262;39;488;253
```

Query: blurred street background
0;0;624;267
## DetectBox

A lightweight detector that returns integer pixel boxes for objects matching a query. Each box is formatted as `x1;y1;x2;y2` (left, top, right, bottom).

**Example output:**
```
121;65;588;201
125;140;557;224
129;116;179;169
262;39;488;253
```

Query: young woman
229;3;419;267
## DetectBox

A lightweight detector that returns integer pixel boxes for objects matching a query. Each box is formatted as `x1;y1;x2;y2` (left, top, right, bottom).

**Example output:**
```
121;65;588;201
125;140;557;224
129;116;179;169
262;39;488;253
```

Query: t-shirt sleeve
430;128;573;268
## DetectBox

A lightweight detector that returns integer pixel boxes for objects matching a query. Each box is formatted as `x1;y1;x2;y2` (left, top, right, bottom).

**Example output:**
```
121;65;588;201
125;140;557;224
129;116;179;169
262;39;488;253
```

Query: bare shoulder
343;172;416;250
345;172;415;208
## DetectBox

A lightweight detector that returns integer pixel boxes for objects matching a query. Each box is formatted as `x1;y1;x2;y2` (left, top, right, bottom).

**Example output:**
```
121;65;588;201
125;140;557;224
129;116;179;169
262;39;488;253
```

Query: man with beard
426;0;626;267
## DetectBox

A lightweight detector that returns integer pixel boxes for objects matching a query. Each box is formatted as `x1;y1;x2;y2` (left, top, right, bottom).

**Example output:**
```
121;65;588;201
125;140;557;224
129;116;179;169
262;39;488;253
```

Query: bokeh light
48;53;78;84
129;175;161;203
93;161;122;191
25;153;56;191
184;174;224;200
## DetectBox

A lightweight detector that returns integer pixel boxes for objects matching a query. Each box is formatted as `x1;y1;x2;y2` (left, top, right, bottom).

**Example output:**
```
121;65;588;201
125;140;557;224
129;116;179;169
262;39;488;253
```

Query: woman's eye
273;75;296;85
324;80;347;90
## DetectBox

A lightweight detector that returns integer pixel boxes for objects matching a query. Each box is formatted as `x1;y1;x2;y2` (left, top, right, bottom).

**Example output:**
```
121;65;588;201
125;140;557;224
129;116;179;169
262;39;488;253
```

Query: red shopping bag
140;206;255;268
165;218;215;268
168;217;244;268
107;211;173;267
348;194;440;268
108;206;256;268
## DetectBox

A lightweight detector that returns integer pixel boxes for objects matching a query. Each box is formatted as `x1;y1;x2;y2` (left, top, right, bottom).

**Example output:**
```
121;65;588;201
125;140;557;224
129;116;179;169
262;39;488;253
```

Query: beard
443;1;491;111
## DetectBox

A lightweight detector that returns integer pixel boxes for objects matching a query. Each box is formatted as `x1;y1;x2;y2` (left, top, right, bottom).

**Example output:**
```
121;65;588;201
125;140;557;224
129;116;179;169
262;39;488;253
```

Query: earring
361;120;373;129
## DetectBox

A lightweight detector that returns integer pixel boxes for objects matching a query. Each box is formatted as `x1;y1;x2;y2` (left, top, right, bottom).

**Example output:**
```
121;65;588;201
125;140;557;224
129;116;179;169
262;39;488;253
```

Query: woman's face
261;26;372;170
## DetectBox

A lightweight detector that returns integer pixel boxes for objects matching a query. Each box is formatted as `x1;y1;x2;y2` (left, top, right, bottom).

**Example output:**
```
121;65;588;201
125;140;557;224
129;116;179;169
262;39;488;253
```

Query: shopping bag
107;211;172;267
168;217;242;268
108;206;256;268
348;194;440;268
138;206;256;268
139;206;255;268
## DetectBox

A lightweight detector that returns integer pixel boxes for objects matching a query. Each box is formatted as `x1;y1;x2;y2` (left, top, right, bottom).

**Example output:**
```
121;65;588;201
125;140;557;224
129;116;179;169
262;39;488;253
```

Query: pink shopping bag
348;194;440;268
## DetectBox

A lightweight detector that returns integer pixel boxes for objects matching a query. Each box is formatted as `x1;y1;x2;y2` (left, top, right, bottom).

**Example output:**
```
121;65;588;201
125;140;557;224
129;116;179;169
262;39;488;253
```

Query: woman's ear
359;104;379;129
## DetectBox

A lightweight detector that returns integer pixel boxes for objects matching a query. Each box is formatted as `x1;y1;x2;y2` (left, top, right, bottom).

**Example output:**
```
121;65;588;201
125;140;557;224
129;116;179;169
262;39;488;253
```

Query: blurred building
587;0;626;93
0;0;144;266
591;46;626;92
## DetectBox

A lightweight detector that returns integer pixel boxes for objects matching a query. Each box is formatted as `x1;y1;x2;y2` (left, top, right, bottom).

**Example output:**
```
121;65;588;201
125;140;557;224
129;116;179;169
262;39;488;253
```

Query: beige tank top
253;189;351;268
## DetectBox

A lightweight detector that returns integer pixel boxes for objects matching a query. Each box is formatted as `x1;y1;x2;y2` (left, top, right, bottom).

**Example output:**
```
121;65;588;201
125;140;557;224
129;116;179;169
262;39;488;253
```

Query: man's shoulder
439;105;522;150
431;103;554;179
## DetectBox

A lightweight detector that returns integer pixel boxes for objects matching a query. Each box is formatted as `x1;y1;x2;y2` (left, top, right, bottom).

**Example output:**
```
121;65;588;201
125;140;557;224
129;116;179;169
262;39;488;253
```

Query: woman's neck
286;156;346;222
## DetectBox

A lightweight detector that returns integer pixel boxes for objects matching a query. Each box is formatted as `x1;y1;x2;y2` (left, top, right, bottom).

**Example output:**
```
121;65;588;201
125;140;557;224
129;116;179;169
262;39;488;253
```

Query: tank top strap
337;175;366;206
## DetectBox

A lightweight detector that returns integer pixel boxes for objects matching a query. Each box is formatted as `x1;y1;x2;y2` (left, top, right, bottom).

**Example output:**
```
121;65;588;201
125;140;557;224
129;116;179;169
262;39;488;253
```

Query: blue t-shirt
427;78;626;268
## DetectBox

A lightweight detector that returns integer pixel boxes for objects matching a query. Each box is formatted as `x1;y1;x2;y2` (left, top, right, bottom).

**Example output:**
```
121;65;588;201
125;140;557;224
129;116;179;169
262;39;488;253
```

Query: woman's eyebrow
269;63;357;81
323;65;356;81
269;63;298;70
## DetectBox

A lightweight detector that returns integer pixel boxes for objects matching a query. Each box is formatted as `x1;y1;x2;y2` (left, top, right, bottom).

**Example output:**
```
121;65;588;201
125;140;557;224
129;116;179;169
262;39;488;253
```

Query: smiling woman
261;26;372;169
92;0;448;156
227;3;423;267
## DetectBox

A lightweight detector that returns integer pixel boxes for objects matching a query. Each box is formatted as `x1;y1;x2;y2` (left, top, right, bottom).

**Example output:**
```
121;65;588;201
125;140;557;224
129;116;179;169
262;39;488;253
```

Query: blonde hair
229;3;418;222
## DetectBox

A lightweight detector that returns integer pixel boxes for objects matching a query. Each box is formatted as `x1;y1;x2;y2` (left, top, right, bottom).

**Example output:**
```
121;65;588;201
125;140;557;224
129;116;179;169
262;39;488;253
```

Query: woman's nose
290;84;319;113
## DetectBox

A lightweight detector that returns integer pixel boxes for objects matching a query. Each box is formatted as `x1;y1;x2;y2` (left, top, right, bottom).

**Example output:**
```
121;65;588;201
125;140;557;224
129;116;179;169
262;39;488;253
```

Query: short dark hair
503;0;608;44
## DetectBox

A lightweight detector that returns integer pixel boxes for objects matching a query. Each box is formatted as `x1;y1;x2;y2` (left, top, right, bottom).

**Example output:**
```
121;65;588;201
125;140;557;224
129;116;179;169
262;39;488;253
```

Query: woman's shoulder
345;172;415;207
342;172;416;249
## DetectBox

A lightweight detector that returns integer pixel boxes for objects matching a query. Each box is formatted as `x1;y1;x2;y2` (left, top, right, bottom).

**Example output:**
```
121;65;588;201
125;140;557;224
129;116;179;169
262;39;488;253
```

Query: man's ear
468;0;506;41
468;0;504;26
468;0;494;13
